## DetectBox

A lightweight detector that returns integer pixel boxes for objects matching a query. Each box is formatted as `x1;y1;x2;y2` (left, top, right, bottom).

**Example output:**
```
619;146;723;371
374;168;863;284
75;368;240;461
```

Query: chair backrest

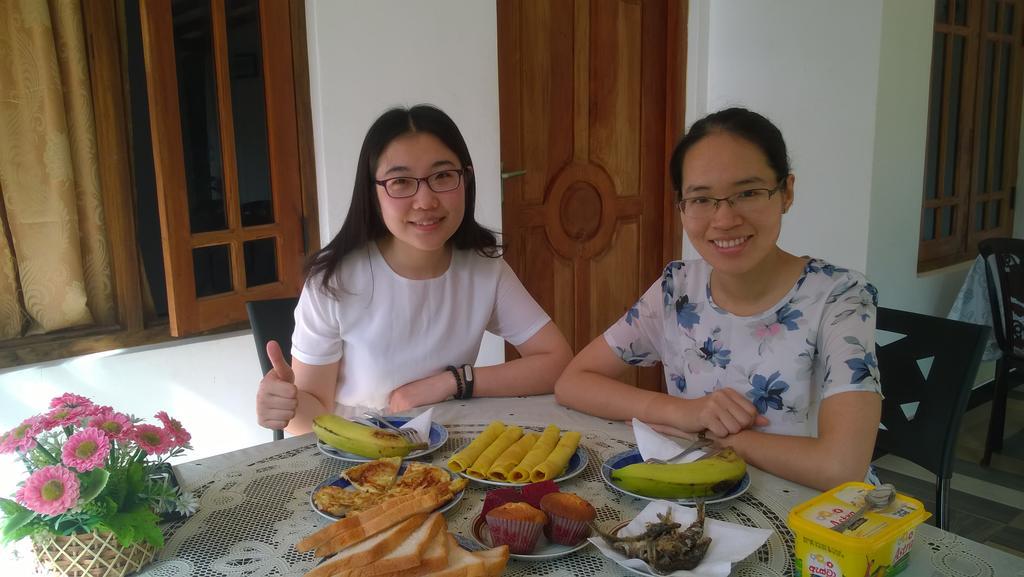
978;238;1024;358
874;307;988;482
247;297;299;441
246;297;300;377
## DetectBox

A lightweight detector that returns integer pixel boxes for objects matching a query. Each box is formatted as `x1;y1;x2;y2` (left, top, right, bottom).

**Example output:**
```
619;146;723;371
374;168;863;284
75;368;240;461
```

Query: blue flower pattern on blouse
604;258;881;438
670;373;687;393
698;336;731;369
746;371;791;414
675;295;701;330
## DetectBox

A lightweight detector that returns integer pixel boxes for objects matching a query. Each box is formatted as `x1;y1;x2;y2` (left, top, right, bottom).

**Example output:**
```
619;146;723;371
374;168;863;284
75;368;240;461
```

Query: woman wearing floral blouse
554;108;881;491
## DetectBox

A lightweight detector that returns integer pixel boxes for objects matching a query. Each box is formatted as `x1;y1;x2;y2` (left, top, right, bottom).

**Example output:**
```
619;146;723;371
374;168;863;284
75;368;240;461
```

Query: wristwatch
461;364;475;400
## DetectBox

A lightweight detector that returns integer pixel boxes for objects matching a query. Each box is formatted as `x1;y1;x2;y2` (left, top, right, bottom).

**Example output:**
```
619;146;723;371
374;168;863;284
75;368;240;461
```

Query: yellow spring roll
466;426;523;478
531;431;581;482
510;425;561;482
487;433;539;481
447;421;506;473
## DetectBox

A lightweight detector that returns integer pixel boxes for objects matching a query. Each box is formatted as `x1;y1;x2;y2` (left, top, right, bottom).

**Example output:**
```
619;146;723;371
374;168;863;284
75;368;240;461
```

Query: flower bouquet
0;394;196;576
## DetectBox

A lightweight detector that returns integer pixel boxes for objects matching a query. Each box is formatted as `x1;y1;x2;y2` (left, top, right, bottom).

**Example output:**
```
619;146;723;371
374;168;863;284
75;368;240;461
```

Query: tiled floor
874;384;1024;558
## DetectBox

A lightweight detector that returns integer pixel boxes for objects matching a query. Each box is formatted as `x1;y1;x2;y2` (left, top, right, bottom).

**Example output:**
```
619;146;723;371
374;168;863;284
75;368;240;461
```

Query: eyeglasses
375;168;465;198
678;179;786;219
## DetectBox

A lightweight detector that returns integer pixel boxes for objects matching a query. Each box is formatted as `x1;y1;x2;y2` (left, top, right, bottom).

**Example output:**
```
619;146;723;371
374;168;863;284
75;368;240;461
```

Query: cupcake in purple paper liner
485;501;548;554
539;492;596;546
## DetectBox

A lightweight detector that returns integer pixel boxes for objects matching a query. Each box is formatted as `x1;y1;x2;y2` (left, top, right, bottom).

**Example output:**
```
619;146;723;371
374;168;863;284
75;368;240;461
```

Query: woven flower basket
31;531;157;577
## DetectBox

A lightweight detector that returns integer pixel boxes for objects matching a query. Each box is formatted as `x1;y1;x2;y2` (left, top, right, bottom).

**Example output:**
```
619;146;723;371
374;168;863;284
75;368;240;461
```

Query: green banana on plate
312;414;428;458
611;447;747;499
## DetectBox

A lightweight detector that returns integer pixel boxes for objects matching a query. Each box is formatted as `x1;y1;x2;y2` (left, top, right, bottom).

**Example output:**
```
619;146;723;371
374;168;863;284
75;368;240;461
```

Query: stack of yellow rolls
447;422;582;484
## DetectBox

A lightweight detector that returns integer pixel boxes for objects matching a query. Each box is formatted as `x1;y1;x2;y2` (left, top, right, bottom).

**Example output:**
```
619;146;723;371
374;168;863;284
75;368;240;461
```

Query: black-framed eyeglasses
375;168;466;198
677;178;786;219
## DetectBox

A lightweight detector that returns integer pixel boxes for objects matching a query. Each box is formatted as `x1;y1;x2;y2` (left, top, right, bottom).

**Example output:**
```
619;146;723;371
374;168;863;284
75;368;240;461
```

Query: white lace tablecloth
140;397;1023;577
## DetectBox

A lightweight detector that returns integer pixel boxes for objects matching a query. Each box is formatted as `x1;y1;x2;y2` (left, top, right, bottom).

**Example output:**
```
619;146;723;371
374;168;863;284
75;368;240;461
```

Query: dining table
77;396;1024;576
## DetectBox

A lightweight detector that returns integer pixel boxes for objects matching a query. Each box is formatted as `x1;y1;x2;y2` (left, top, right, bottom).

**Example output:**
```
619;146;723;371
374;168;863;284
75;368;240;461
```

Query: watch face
463;364;474;382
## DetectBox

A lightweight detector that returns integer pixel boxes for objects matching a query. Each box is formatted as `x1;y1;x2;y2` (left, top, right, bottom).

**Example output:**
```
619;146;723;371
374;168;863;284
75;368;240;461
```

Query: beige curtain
0;0;114;340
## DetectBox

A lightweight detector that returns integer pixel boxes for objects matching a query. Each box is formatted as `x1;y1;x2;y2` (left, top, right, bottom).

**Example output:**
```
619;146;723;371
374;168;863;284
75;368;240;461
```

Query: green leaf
99;506;161;548
1;508;37;543
134;519;164;548
77;469;110;504
98;515;137;547
0;497;24;517
4;518;46;543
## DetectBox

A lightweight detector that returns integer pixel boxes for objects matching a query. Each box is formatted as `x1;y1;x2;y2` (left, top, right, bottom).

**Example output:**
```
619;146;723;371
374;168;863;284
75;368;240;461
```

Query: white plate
309;463;464;521
457;446;589;486
469;513;590;560
600;448;750;505
316;417;448;462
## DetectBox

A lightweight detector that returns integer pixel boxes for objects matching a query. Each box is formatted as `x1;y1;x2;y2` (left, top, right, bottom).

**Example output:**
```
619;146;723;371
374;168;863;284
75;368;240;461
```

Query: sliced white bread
367;525;449;577
316;487;450;557
472;545;510;577
424;534;486;577
305;514;426;577
359;512;446;576
297;492;421;553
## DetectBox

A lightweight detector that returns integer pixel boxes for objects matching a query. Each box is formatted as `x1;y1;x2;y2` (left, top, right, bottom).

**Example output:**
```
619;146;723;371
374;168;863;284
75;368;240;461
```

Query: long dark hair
306;105;500;293
668;107;791;201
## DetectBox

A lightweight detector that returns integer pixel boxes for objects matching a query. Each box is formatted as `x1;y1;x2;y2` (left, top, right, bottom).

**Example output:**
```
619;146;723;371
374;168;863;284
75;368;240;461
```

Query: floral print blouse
604;258;881;438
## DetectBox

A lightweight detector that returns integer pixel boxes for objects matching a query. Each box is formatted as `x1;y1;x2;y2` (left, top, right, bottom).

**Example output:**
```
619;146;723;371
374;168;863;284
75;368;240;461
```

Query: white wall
306;0;506;364
865;0;971;315
0;0;505;491
691;0;1021;318
691;0;884;272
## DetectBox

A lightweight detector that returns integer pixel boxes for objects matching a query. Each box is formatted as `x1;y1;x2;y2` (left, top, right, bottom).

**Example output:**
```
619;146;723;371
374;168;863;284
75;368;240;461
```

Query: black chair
978;238;1024;466
246;297;300;442
874;307;988;530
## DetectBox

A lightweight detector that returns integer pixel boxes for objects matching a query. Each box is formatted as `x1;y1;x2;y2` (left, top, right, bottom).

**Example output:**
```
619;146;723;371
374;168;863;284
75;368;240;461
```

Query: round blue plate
458;446;589;486
316;417;448;462
310;462;464;521
600;448;750;505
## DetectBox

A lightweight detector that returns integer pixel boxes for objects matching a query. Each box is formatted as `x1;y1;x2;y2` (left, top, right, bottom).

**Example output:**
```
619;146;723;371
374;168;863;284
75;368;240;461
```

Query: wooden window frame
919;0;1022;272
0;0;318;368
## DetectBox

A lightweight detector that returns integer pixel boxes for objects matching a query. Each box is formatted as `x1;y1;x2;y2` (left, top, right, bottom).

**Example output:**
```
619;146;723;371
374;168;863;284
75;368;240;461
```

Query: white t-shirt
291;242;551;412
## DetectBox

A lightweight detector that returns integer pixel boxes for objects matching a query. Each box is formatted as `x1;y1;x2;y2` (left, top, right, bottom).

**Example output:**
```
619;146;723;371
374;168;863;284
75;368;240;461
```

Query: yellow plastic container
788;482;930;577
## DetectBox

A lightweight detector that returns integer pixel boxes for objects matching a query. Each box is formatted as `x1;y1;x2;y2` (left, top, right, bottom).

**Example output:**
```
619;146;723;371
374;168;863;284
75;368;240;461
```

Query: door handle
501;169;527;180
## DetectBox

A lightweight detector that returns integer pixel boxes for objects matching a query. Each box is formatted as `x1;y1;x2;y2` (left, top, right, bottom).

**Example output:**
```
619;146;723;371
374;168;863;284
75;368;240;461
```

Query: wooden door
498;0;686;390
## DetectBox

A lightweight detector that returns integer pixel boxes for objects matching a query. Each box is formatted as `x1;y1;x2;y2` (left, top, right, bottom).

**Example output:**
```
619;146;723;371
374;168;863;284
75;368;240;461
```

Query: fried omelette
340;456;401;493
313;460;467;517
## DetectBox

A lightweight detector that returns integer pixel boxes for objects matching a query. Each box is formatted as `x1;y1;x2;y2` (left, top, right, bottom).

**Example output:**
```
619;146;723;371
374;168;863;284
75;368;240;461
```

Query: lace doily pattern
142;425;798;577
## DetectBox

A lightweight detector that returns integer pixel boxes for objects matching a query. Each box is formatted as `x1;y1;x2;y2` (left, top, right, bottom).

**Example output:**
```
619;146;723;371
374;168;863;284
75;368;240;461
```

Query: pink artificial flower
41;405;91;430
154;411;191;446
89;409;133;440
133;424;173;455
16;465;80;516
62;427;110;472
49;393;93;410
0;416;44;454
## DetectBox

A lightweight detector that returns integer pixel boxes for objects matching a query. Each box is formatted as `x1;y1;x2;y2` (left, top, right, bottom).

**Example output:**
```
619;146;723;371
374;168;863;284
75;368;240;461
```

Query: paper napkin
632;418;704;463
589;500;772;577
400;407;434;442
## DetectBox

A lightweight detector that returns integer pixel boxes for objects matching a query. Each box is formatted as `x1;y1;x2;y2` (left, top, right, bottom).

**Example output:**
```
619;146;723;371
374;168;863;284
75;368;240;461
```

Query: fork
643;432;712;464
362;411;426;445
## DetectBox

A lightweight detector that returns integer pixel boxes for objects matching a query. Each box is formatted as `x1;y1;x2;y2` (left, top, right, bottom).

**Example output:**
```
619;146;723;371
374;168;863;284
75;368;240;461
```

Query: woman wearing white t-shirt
256;105;571;435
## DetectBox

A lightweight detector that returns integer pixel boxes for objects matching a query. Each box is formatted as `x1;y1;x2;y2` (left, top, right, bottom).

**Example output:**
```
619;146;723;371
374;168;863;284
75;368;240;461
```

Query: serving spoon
831;483;896;533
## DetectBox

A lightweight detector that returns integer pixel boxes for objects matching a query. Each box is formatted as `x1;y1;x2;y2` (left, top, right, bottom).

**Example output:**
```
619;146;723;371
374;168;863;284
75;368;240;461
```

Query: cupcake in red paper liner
539;492;596;546
485;501;548;554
